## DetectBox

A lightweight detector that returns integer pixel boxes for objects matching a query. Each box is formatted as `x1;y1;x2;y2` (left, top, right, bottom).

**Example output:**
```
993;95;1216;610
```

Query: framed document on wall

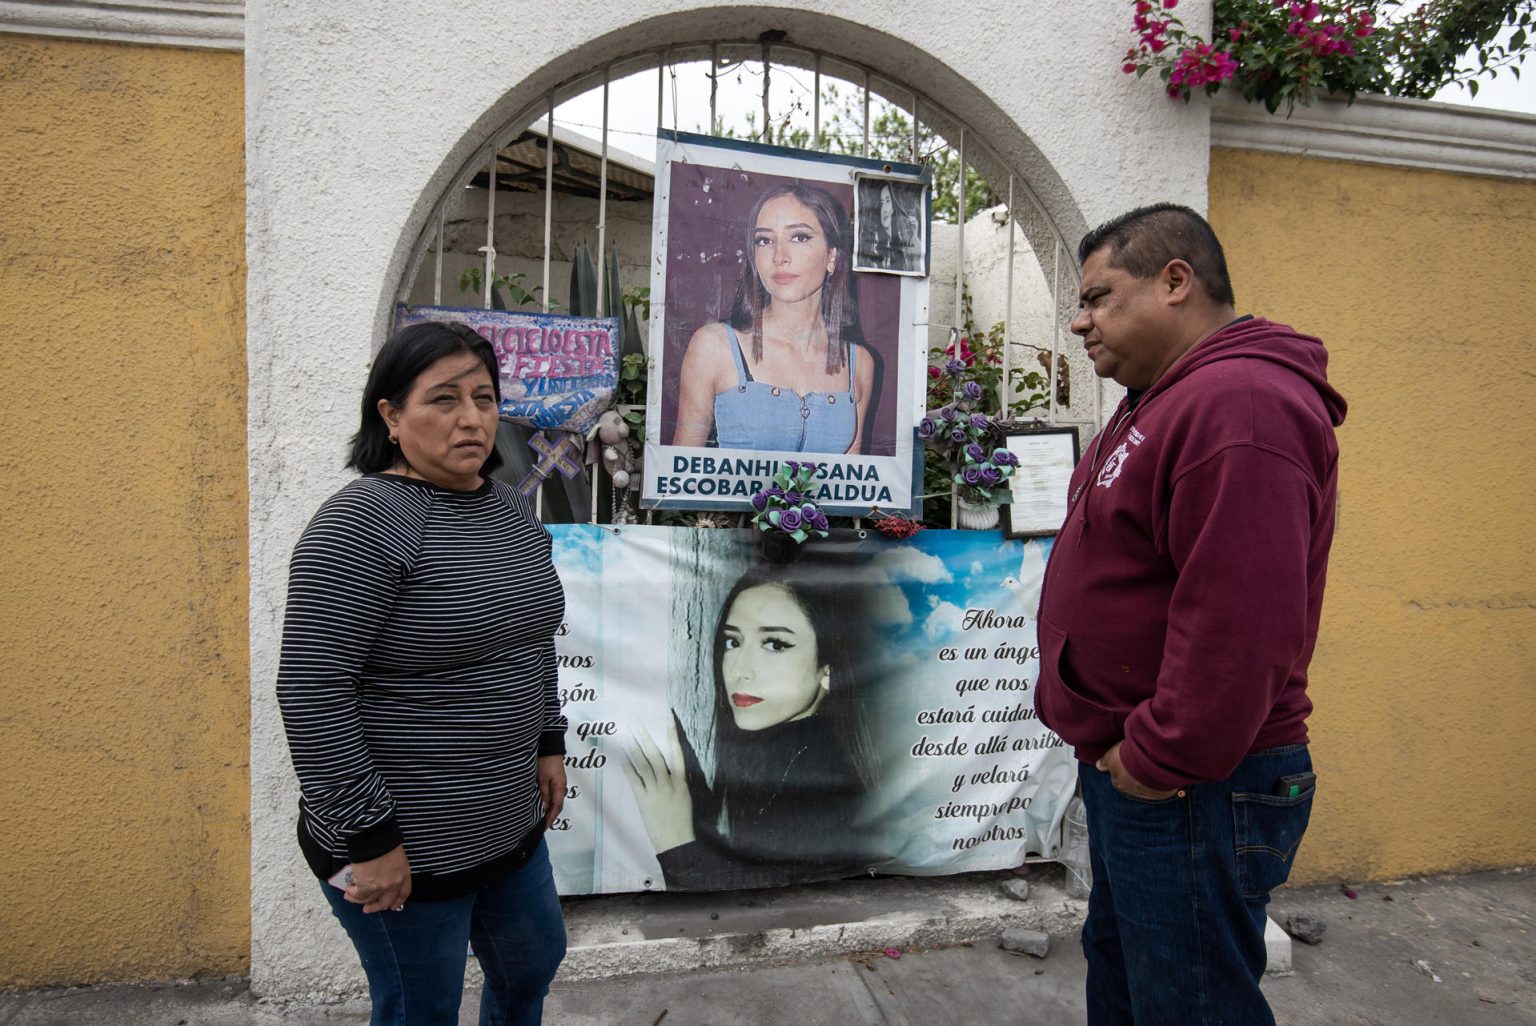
1002;425;1080;539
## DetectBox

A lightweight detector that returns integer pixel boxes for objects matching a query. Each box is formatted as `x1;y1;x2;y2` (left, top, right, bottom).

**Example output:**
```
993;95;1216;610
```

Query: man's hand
1096;741;1178;800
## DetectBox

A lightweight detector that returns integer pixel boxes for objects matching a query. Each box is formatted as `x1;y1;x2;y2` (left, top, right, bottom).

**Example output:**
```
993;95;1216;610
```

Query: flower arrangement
750;461;831;544
918;362;1020;508
1123;0;1535;112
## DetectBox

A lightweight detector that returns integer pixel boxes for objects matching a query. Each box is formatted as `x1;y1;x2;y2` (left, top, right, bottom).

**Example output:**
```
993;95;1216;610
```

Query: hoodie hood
1145;316;1347;427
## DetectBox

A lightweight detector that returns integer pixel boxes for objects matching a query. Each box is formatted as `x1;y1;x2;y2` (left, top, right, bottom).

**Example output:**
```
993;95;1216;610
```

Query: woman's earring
388;434;399;445
819;668;831;693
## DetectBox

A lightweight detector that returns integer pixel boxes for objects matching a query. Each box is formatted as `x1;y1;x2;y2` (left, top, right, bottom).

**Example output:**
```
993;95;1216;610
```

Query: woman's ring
392;904;405;911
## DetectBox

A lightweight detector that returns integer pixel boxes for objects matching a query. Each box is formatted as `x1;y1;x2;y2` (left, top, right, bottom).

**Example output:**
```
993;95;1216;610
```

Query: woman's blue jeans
1078;745;1314;1026
322;839;566;1026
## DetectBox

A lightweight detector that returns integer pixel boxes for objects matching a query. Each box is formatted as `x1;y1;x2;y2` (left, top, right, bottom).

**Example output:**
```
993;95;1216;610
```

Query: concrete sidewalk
2;867;1530;1025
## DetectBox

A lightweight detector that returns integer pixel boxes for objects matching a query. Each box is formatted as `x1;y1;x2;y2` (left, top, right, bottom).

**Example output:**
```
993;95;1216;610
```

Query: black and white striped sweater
276;473;566;899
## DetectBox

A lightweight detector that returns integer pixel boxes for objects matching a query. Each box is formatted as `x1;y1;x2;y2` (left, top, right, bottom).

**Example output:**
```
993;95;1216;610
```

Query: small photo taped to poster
853;173;928;276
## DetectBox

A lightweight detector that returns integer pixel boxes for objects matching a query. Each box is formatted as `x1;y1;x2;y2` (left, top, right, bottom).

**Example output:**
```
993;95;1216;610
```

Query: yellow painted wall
0;36;249;986
1210;150;1536;884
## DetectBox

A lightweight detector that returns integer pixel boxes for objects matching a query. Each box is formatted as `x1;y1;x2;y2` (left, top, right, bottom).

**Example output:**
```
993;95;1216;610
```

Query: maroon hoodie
1034;317;1347;791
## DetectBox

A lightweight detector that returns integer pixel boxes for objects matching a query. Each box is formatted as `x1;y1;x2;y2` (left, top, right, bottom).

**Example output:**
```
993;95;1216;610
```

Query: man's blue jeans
1078;745;1314;1026
322;839;566;1026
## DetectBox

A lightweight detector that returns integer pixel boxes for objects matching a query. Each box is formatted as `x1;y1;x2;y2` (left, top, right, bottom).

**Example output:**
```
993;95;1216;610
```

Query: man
1034;204;1346;1025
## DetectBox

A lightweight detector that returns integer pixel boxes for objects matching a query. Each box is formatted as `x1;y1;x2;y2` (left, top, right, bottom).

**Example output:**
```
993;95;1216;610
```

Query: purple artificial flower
962;381;983;401
962;464;985;486
992;448;1019;467
809;508;830;531
785;491;803;506
970;413;990;431
940;404;957;421
980;465;1003;487
945;359;968;377
750;490;770;512
779;507;804;532
965;443;986;463
917;417;937;440
785;460;800;475
950;428;968;444
767;485;785;500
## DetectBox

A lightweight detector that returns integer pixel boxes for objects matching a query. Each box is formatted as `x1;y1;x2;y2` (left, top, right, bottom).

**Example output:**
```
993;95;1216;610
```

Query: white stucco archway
247;0;1213;998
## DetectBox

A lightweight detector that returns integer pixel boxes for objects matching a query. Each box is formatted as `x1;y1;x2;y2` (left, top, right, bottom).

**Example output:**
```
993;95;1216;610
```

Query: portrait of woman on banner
621;562;880;890
669;182;878;456
854;177;925;275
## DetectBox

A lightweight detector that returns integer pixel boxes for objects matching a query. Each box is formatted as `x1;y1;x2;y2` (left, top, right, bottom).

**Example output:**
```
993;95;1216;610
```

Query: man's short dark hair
347;320;505;475
1078;203;1235;307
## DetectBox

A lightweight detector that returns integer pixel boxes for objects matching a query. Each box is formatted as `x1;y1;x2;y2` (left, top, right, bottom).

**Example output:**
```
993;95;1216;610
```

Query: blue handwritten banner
395;305;619;435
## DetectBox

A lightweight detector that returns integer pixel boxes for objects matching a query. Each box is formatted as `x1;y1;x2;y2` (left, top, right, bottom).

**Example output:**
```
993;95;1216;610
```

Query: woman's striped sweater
276;473;566;899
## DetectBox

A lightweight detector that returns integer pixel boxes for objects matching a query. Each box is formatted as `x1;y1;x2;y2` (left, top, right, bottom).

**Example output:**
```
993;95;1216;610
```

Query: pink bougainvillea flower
1123;61;1139;73
1229;26;1243;41
1163;0;1178;8
1168;42;1239;93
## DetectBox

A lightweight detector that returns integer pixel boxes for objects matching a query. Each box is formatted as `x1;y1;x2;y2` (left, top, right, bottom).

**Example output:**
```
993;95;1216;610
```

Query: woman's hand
538;754;567;828
345;844;412;913
621;720;696;854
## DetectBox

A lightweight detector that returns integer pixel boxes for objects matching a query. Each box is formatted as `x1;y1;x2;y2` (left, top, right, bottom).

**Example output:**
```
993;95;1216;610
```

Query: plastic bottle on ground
1061;795;1092;898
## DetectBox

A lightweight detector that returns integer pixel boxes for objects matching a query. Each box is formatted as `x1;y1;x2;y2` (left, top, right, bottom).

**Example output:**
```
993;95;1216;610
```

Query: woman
857;179;921;273
622;563;878;890
276;321;568;1026
670;182;877;454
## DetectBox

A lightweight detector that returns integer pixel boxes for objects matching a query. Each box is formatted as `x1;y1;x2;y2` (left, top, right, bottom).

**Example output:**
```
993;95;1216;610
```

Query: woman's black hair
346;320;504;476
727;182;865;376
707;562;877;798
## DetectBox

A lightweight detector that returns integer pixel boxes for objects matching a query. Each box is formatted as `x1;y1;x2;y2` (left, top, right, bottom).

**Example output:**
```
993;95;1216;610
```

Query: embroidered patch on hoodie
1096;428;1145;490
1097;443;1130;489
